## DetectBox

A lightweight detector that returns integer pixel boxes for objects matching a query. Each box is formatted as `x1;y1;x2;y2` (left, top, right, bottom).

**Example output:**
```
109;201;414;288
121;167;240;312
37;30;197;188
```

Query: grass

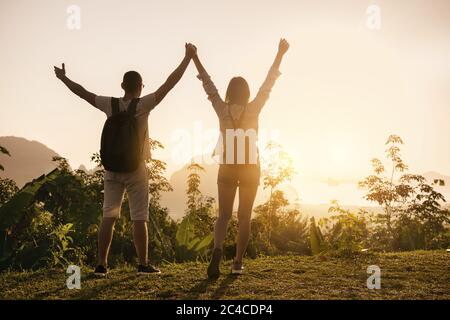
0;250;448;300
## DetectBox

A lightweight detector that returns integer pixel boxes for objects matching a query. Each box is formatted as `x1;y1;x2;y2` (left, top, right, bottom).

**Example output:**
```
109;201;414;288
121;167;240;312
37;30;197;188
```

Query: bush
319;201;370;255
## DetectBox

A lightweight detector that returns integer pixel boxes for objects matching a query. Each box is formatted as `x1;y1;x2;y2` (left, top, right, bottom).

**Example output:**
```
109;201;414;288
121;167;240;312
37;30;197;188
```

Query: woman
193;39;289;278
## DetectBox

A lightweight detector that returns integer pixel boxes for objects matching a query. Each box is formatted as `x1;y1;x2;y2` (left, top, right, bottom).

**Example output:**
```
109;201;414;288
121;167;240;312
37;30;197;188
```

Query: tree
260;141;295;240
185;163;215;237
319;201;369;255
251;142;307;255
145;139;177;262
175;163;215;261
359;135;449;250
252;190;309;255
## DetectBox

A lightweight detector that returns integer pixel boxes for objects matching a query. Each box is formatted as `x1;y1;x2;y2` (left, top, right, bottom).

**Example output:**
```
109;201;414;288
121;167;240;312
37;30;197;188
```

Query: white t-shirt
94;94;157;161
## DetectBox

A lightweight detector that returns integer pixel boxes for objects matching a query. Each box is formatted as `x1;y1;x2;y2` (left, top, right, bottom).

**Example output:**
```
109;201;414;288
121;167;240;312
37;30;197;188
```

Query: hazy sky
1;0;449;204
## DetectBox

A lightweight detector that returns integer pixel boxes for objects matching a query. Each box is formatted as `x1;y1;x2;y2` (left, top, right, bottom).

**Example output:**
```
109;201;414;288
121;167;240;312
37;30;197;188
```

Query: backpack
100;97;142;172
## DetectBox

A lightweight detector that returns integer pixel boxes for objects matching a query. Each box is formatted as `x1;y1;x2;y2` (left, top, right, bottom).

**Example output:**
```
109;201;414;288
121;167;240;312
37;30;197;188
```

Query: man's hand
185;43;197;59
53;62;96;106
278;38;290;56
54;63;66;80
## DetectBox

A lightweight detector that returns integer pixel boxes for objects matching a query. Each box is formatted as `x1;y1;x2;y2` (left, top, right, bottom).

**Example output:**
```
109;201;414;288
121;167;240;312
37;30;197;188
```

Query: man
54;43;197;276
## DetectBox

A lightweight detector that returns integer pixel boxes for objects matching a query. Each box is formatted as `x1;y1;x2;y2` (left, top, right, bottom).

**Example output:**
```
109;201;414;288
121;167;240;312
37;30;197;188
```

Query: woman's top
197;66;281;165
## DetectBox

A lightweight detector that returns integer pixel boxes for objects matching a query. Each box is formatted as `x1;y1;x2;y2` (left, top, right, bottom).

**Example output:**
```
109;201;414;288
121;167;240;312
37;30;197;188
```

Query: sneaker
231;260;244;275
94;265;107;277
207;248;222;279
137;264;161;276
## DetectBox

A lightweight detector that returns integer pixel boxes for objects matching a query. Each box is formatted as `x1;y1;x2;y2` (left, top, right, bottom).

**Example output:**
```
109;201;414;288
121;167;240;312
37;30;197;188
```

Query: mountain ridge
0;136;59;187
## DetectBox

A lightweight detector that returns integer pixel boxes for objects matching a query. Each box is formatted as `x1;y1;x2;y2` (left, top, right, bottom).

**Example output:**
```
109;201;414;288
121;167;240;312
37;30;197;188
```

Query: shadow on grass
185;278;215;299
3;269;68;300
32;285;69;299
32;273;140;300
185;274;238;300
5;269;60;284
70;274;139;300
211;274;238;299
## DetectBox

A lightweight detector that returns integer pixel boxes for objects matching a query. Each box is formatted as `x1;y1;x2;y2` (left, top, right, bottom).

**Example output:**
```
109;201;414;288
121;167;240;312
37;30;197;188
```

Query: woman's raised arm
193;47;226;115
251;38;289;111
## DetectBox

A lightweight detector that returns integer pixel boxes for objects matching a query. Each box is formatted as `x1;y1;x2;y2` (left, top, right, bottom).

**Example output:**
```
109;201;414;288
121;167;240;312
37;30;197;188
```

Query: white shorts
103;162;149;221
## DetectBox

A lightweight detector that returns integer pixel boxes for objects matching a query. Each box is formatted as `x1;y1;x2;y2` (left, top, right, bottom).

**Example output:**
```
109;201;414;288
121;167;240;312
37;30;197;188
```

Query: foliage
0;169;61;230
319;201;369;255
358;135;450;251
251;141;307;256
309;217;324;255
252;190;309;256
0;178;19;206
47;223;85;268
0;135;449;271
0;139;180;270
0;161;97;269
261;141;295;192
0;145;10;171
176;214;213;261
3;208;85;269
176;163;214;261
145;139;177;263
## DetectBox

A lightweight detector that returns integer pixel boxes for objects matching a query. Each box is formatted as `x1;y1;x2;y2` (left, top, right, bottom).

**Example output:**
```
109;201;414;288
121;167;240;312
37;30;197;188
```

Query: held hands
185;43;197;59
278;38;290;56
54;63;66;80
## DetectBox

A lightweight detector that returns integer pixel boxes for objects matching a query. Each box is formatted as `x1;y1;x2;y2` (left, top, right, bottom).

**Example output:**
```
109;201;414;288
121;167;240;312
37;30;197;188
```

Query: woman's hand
190;44;206;75
267;38;289;74
278;38;290;56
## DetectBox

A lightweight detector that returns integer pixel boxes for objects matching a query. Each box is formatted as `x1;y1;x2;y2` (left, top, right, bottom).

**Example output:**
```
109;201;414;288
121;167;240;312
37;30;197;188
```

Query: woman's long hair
225;77;250;106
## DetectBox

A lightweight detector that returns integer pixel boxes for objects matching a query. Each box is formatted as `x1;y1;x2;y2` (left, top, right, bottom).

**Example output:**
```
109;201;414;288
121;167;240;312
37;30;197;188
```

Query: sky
1;0;449;205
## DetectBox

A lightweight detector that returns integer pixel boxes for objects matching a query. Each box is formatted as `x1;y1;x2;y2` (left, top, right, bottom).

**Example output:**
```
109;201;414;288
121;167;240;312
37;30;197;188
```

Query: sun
330;144;348;162
327;143;352;175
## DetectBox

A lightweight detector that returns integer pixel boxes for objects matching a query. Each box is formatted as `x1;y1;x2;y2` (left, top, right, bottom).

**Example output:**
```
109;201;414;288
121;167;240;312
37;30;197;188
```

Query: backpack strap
128;98;140;116
111;98;120;115
227;104;247;130
127;98;145;158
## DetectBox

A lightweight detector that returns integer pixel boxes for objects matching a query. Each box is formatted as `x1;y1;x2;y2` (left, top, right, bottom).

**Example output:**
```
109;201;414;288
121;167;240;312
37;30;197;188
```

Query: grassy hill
0;250;448;300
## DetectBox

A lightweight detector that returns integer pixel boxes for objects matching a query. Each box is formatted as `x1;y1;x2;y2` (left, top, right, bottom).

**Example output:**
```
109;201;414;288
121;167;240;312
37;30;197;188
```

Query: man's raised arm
152;43;196;106
54;63;96;107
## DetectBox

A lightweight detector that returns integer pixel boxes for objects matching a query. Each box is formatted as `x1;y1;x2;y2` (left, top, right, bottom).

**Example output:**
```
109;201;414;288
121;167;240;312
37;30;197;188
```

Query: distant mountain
0;136;59;187
161;161;363;220
423;171;450;202
423;171;450;186
161;162;301;220
161;161;450;221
